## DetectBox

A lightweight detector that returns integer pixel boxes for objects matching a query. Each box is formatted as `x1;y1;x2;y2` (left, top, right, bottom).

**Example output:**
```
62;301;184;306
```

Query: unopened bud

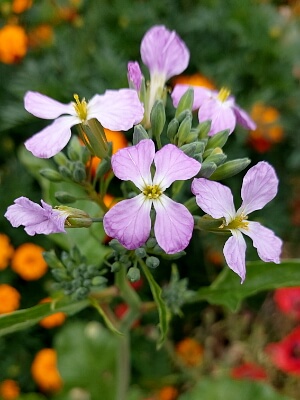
95;158;111;179
109;239;127;254
150;100;166;140
40;168;62;182
133;124;149;145
43;251;64;270
135;248;147;258
54;152;69;166
72;163;86;182
91;276;108;286
58;165;72;179
55;191;77;204
197;121;211;139
146;256;160;269
127;266;141;282
111;261;122;272
177;115;193;147
57;206;93;228
210;158;251;181
180;143;197;157
167;118;179;141
198;161;217;178
145;237;157;249
175;88;194;117
204;148;227;166
206;129;230;150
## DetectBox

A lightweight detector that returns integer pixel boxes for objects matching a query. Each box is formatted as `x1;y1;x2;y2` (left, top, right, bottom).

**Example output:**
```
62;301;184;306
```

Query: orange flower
172;72;216;90
0;379;20;400
12;0;32;14
175;338;204;367
0;284;20;314
158;386;178;400
88;129;128;175
39;298;66;329
31;349;63;392
248;103;284;153
103;194;117;209
0;234;14;270
28;24;54;48
0;25;28;64
11;243;48;280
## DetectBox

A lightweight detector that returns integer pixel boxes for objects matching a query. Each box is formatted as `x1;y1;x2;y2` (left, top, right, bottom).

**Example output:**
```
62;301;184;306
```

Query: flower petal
24;116;76;158
111;139;154;190
103;195;152;250
241;221;282;264
4;197;67;236
153;144;201;190
24;91;74;119
88;89;144;131
233;105;257;130
223;230;247;283
198;98;236;136
192;178;236;224
238;161;279;215
153;195;194;254
171;84;212;110
141;25;189;80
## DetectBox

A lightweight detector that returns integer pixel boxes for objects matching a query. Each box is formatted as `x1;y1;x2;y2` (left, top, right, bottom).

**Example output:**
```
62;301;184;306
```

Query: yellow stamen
142;185;162;199
226;214;249;230
73;94;88;121
217;87;231;103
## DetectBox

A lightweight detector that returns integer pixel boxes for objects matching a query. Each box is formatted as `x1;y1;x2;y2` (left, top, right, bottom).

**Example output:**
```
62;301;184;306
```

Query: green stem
116;333;130;400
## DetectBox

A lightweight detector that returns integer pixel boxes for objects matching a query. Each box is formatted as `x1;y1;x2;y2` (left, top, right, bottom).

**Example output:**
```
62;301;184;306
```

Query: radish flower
103;139;201;254
172;85;256;136
192;162;282;282
5;197;70;235
24;89;144;158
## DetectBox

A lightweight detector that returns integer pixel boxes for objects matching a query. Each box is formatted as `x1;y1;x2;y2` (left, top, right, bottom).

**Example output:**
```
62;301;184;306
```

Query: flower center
73;94;88;122
142;185;162;199
226;214;249;230
217;87;231;103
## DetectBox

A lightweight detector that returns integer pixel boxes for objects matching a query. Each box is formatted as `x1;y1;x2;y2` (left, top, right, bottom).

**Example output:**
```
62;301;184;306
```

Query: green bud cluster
44;247;107;300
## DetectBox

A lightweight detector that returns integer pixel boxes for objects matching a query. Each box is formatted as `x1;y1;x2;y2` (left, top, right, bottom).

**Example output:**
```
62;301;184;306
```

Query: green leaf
189;259;300;311
179;377;292;400
0;298;89;336
140;261;171;348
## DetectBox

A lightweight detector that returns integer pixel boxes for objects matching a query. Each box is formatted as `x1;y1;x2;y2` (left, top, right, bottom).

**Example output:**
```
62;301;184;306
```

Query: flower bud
198;161;217;178
146;256;160;269
127;266;141;282
39;168;63;182
179;143;197;157
197;121;211;139
55;191;77;204
91;276;108;286
58;165;72;179
210;158;251;180
175;87;194;118
195;215;225;231
95;159;111;179
54;152;69;166
72;162;86;183
206;129;230;150
135;248;147;258
109;239;127;254
204;148;227;166
43;251;64;270
133;124;150;145
145;237;157;249
177;115;193;147
167;118;179;141
150;100;166;140
111;261;122;272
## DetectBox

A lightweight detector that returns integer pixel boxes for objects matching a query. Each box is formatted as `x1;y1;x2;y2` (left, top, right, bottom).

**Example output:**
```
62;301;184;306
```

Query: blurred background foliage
1;0;300;399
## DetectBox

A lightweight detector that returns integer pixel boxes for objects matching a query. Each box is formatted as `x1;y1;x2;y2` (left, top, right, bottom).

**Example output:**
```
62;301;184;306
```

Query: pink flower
24;89;144;158
4;197;70;236
103;139;201;254
266;327;300;376
171;85;256;136
274;287;300;320
140;25;190;127
192;162;282;282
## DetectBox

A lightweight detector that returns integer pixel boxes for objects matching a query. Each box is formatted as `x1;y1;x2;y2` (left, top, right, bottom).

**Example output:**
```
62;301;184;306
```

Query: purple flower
127;61;143;92
172;85;256;136
103;139;201;254
5;197;70;236
24;89;144;158
191;162;282;282
140;25;190;127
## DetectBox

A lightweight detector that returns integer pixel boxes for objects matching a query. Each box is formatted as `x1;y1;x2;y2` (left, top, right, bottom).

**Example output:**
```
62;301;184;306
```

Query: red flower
266;326;300;376
230;362;267;381
274;287;300;320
